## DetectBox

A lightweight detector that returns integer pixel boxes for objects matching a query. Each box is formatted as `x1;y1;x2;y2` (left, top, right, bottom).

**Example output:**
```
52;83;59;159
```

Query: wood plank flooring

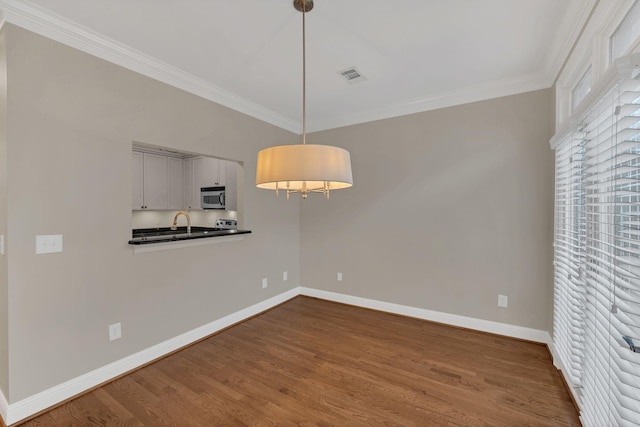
17;296;580;426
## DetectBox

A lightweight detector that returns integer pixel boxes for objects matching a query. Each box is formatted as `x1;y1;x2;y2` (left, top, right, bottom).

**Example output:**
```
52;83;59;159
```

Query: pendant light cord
302;0;307;144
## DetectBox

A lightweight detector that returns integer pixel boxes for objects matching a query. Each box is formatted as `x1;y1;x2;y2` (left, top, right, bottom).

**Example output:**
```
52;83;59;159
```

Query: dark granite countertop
129;226;251;245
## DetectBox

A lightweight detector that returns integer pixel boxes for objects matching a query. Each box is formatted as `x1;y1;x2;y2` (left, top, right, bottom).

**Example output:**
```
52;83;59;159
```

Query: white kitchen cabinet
216;159;226;187
197;156;226;188
132;150;184;210
179;156;239;211
167;157;184;209
142;152;168;209
191;157;204;195
183;157;196;209
183;157;204;210
132;151;144;210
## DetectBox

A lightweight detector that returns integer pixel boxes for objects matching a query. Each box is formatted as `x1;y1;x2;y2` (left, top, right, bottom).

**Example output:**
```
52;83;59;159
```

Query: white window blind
553;130;586;389
553;62;640;427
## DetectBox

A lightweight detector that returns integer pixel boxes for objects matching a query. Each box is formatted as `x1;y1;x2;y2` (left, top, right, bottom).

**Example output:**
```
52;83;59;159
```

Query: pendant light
256;0;353;199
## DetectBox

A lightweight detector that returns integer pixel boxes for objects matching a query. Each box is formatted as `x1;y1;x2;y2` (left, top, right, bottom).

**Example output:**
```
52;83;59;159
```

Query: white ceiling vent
338;67;367;84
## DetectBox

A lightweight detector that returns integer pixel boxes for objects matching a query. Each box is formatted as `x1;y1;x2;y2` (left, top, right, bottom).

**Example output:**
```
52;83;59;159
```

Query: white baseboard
3;286;554;425
299;287;553;344
0;387;8;426
3;288;298;426
546;341;583;416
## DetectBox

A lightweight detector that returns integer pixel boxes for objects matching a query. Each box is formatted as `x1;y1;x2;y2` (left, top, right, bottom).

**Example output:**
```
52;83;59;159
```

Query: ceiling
0;0;589;133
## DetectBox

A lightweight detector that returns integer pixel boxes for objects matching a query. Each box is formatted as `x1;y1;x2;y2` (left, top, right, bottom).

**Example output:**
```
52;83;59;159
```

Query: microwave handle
220;192;225;206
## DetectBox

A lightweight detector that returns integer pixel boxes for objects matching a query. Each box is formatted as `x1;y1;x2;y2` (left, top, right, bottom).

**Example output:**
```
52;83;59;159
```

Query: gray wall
301;89;555;331
0;25;9;400
5;24;300;402
2;23;556;406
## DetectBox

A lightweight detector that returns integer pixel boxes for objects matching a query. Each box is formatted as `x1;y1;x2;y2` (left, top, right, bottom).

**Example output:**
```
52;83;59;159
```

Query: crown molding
308;0;595;133
307;71;551;132
543;0;598;86
0;0;582;134
0;0;300;134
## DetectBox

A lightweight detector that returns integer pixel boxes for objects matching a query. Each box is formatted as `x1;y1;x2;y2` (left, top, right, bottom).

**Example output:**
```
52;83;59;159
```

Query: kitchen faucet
171;211;191;234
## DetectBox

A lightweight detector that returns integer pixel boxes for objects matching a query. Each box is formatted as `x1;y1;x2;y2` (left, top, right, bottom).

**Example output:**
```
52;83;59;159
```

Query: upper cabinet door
216;160;226;187
197;157;225;187
167;157;184;210
183;158;195;209
132;151;144;210
142;153;169;210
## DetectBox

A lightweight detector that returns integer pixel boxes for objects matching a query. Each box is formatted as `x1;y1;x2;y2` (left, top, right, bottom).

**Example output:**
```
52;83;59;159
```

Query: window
610;0;640;63
571;67;592;112
553;129;586;392
553;63;640;426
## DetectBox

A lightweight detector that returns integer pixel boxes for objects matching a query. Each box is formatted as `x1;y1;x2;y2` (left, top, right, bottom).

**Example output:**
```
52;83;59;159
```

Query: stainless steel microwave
201;186;225;209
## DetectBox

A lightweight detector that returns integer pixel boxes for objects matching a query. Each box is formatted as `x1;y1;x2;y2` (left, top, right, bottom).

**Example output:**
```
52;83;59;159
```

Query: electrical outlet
262;278;268;289
337;272;343;281
498;294;508;308
283;271;288;281
36;234;63;254
109;323;122;341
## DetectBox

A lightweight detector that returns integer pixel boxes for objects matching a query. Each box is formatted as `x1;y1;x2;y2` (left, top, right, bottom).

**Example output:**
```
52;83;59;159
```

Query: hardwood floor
18;297;580;426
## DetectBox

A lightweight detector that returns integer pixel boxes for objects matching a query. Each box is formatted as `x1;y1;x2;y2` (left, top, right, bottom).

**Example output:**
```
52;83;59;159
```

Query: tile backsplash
132;210;238;230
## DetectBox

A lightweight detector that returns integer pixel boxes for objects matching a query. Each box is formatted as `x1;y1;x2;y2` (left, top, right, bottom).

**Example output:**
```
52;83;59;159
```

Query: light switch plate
36;235;63;254
0;235;4;255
